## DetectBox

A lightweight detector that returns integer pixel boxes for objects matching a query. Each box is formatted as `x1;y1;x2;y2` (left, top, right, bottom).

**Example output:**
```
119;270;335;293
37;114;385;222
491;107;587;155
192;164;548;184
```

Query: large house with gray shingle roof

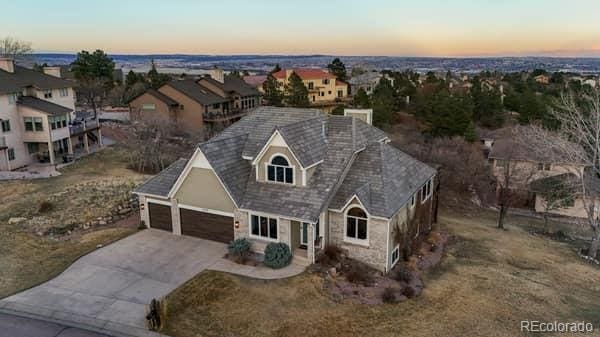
0;58;102;171
133;106;438;272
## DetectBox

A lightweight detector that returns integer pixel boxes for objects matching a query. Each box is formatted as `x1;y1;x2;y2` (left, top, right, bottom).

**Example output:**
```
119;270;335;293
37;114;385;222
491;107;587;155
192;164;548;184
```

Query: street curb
0;301;168;337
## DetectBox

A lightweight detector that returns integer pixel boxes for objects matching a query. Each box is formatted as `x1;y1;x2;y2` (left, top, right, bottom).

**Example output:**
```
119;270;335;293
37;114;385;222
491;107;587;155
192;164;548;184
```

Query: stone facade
328;200;390;272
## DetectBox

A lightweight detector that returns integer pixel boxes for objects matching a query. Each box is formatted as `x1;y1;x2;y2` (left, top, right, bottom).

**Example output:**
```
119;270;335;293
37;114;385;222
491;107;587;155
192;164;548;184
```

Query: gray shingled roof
147;89;180;106
166;79;229;105
202;75;261;97
17;96;73;115
134;159;188;197
0;65;73;94
330;142;437;218
139;106;435;222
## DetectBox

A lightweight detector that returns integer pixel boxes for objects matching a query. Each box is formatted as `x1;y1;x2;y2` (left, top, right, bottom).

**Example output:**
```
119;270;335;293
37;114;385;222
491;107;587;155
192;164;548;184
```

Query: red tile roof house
133;106;439;272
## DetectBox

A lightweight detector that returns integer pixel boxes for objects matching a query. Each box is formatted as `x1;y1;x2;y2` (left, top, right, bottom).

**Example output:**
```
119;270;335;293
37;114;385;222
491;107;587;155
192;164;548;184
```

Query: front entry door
300;222;308;246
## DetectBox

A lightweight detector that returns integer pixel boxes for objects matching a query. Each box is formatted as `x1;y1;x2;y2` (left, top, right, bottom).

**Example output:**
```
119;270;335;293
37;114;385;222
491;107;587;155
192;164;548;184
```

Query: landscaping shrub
323;244;343;261
394;267;412;283
381;287;398;303
38;200;54;213
402;286;416;299
345;263;373;285
263;242;292;269
228;238;252;264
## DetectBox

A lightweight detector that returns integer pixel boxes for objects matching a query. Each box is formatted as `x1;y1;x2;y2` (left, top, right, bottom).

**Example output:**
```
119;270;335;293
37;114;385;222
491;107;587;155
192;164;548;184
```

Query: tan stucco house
0;58;102;171
129;68;260;130
272;69;348;104
133;106;438;272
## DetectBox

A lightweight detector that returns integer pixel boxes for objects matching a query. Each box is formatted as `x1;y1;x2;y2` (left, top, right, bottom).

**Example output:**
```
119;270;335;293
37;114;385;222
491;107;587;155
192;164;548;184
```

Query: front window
142;103;156;110
267;155;293;184
59;88;69;97
8;148;15;161
27;143;39;154
250;214;278;240
24;117;43;132
391;244;400;266
346;207;368;242
421;179;433;203
322;79;329;85
410;194;416;209
43;90;53;99
7;93;18;105
1;119;10;132
49;114;68;130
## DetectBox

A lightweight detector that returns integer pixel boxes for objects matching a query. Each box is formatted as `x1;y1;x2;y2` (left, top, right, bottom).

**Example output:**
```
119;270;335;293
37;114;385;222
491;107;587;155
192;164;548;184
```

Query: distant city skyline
3;0;600;57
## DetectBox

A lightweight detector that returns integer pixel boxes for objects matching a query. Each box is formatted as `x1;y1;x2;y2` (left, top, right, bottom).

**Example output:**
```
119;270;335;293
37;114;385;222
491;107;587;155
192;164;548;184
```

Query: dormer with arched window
266;154;294;184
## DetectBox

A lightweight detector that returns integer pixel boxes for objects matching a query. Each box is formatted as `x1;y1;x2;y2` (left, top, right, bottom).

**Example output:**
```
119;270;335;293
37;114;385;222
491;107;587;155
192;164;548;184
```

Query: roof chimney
285;69;293;78
210;66;224;84
43;66;62;78
0;58;15;73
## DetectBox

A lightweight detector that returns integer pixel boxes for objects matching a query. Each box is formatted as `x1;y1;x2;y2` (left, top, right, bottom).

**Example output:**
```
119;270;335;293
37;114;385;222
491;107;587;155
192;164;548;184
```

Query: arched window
346;207;367;241
267;155;293;184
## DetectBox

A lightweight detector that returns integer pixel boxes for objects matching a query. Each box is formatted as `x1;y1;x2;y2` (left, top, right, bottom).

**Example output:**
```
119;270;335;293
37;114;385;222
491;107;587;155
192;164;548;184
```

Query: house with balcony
272;69;348;105
133;107;438;272
0;58;102;171
128;68;261;130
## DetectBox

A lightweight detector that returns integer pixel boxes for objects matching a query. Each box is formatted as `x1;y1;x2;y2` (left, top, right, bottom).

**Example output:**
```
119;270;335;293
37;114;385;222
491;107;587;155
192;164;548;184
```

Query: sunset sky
3;0;600;57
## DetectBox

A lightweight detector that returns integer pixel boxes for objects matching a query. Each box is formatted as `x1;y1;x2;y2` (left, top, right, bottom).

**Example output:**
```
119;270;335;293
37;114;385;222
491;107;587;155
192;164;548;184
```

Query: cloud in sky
2;0;600;56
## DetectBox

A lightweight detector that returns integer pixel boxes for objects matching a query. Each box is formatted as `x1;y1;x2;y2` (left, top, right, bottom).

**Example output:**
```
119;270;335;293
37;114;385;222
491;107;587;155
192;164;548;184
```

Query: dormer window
267;155;293;184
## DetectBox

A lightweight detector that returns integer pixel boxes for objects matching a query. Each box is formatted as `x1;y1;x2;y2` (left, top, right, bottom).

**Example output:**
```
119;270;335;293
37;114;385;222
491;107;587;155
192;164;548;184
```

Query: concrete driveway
0;229;228;337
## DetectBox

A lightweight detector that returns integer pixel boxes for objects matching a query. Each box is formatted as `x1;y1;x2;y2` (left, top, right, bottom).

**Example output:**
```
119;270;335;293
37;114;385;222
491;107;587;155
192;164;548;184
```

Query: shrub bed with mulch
314;229;449;305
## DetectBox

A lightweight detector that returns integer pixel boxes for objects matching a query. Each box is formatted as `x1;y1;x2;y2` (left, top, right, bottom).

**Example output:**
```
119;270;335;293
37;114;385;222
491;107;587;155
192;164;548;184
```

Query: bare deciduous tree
123;114;205;174
0;36;32;59
523;89;600;259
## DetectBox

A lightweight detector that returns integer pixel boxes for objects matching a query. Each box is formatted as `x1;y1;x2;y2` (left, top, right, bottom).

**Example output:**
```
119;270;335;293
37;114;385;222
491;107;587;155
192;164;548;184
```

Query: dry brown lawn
0;147;146;298
162;209;600;337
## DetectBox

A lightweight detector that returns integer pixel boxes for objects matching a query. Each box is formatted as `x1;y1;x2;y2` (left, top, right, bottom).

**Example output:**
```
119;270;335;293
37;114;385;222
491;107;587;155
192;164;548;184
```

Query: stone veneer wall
328;204;389;272
233;208;292;254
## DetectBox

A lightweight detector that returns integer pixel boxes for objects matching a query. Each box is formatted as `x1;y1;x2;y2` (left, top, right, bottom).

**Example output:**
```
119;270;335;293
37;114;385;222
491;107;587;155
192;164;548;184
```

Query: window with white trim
250;214;278;240
7;93;18;105
142;103;156;110
267;155;293;184
421;179;433;203
391;244;400;266
346;207;368;241
410;194;416;209
43;90;53;99
59;88;69;97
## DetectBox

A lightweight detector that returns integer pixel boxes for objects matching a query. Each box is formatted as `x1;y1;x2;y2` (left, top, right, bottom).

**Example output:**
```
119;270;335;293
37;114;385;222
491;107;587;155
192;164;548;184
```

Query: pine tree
371;78;395;126
327;58;347;81
147;59;169;89
352;87;371;108
285;72;309;107
262;74;284;107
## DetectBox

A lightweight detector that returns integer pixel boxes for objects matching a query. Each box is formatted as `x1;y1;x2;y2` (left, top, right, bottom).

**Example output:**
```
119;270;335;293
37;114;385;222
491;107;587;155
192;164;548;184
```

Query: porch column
83;133;90;154
98;128;103;147
171;198;182;235
308;224;315;264
67;137;74;155
48;141;55;165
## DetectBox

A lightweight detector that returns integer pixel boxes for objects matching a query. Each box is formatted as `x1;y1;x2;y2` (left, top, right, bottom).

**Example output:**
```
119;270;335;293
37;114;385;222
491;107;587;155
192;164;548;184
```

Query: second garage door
180;208;234;243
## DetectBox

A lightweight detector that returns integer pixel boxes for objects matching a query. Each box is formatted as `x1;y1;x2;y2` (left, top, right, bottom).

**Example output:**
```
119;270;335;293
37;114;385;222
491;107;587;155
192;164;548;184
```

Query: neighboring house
133;106;438;272
533;74;550;84
488;135;587;212
530;169;600;219
348;72;394;95
272;69;348;104
129;68;261;130
0;58;102;171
